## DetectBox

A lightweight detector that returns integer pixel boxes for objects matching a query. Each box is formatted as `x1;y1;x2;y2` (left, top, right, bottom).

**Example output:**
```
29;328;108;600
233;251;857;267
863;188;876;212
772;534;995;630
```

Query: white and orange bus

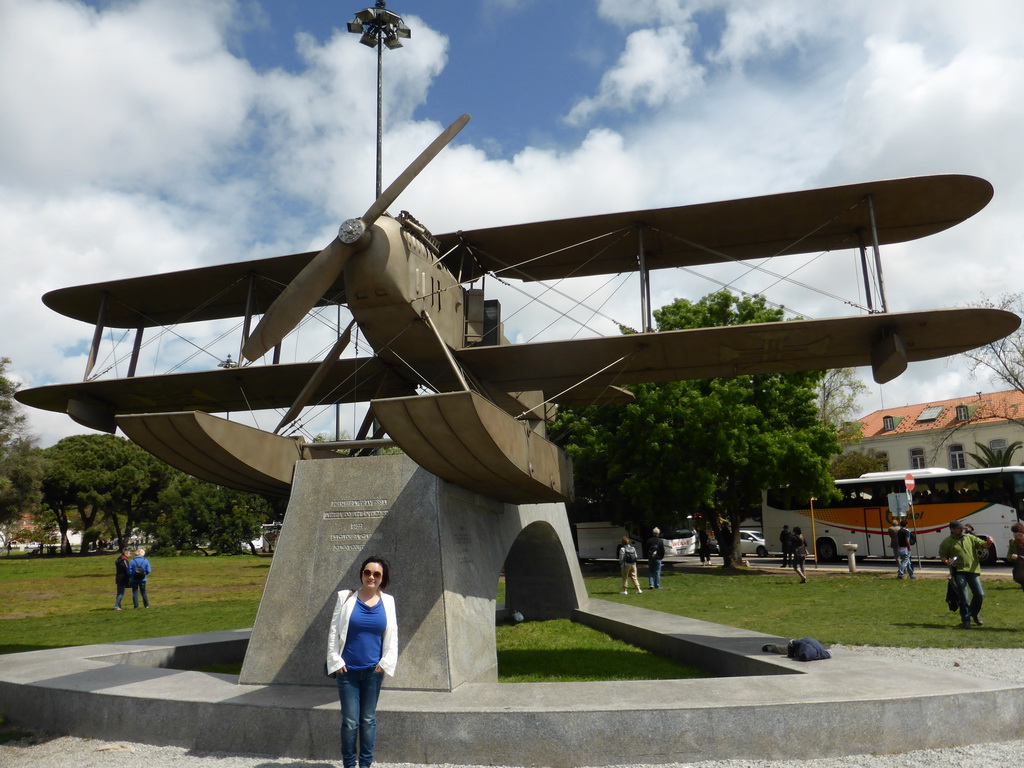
763;467;1024;563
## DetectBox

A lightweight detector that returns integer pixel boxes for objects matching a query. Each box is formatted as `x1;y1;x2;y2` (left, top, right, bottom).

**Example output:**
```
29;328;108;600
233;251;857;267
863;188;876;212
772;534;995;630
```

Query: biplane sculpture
17;115;1020;502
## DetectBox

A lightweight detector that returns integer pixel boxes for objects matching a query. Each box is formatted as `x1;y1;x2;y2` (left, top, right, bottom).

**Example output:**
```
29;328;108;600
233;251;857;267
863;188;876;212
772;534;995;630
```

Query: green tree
967;440;1022;468
39;434;171;553
555;292;841;567
147;475;273;555
818;367;868;446
830;448;890;479
960;293;1024;415
0;357;42;534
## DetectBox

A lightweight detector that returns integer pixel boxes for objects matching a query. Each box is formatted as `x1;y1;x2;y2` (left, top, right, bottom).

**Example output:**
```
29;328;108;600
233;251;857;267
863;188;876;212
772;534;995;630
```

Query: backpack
908;531;917;546
622;545;637;564
130;561;147;582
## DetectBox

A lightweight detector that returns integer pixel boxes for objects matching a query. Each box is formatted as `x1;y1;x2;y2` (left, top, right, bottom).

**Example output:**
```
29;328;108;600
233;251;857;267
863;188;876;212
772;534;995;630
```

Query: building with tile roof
851;388;1024;471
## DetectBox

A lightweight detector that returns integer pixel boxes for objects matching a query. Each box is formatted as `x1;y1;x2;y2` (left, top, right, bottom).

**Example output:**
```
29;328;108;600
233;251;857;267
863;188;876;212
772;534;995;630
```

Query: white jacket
325;589;398;676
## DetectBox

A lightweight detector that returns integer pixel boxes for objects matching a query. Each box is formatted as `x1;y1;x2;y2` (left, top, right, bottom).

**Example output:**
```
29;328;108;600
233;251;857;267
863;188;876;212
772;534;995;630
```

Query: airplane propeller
241;113;471;362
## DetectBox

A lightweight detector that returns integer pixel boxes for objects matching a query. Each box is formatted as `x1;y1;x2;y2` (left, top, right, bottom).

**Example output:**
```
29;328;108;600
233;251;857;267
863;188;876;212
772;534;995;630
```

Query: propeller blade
273;321;354;434
362;113;470;224
242;114;470;362
241;238;352;362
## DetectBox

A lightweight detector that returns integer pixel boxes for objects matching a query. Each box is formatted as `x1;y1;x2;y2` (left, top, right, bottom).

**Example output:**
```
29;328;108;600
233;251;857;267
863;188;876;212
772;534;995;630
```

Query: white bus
763;467;1024;563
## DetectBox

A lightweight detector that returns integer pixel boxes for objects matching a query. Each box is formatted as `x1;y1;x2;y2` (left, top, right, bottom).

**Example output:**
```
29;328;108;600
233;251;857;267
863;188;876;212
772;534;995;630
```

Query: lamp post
347;1;411;198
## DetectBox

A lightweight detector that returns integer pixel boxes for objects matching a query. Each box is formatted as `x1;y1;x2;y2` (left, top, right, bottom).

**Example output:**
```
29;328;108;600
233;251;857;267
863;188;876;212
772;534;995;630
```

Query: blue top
129;557;151;582
341;599;386;670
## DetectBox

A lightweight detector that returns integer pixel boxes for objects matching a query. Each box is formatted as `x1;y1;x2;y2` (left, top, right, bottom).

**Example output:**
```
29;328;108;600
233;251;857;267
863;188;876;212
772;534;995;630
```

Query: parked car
661;529;697;556
738;529;770;557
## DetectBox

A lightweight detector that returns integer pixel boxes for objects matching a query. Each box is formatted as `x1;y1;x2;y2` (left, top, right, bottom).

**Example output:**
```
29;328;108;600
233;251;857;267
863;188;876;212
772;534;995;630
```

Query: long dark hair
360;555;391;591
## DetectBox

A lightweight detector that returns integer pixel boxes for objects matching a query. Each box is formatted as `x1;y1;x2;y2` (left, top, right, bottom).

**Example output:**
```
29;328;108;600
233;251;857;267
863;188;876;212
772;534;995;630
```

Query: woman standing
616;536;642;594
792;527;808;584
113;548;132;610
326;556;398;768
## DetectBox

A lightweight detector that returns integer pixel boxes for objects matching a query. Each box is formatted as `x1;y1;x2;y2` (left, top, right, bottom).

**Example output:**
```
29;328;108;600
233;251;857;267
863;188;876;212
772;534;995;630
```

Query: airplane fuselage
344;215;469;394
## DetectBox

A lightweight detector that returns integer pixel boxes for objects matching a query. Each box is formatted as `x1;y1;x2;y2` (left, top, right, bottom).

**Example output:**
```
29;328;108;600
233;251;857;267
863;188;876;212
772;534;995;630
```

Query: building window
909;448;926;469
877;451;889;471
956;405;970;421
948;444;966;470
882;415;895;432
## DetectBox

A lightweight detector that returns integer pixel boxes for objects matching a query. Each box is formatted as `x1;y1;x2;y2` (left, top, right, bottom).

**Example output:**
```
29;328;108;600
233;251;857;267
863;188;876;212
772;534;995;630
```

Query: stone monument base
240;454;588;691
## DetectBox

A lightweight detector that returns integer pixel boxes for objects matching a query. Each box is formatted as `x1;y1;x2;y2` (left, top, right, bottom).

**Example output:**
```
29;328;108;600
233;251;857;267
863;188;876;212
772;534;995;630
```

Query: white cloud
4;0;1024;449
0;0;256;192
566;26;704;124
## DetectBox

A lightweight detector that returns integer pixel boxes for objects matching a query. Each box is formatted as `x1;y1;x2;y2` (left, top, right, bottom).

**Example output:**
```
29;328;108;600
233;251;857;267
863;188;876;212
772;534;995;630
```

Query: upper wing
437;175;992;283
15;357;415;432
455;308;1019;395
42;250;341;328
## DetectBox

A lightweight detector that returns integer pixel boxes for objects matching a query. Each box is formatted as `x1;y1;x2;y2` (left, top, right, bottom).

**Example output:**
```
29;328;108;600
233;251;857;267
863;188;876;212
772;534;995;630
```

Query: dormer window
956;405;969;421
882;415;895;432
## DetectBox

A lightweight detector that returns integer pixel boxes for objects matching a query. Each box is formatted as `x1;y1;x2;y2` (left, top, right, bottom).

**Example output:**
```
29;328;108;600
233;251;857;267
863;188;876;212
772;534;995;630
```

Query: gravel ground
4;646;1024;768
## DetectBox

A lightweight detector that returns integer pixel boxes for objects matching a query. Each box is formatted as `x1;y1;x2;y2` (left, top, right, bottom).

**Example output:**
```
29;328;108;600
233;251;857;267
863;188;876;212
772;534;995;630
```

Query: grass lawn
585;560;1024;649
0;551;269;654
2;551;1022;674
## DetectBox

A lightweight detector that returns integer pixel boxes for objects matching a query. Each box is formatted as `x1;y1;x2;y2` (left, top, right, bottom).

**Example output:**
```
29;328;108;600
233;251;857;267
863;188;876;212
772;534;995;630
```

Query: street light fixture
346;1;411;197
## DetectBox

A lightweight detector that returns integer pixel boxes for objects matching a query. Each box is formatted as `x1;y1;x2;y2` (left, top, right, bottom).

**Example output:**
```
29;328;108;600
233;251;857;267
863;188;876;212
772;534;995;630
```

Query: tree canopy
0;357;41;535
960;293;1024;409
39;434;172;554
554;291;841;566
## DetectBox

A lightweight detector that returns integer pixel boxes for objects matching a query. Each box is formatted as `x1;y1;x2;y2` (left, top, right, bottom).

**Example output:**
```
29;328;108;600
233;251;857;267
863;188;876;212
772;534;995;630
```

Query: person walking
128;548;152;609
1006;522;1024;592
895;519;917;580
697;528;711;566
617;536;642;594
326;555;398;768
939;520;994;628
792;526;808;584
645;528;665;590
779;525;794;568
113;549;132;610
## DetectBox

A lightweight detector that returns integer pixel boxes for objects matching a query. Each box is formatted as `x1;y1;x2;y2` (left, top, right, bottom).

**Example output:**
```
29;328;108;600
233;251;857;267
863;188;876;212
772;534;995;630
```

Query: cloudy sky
3;0;1023;447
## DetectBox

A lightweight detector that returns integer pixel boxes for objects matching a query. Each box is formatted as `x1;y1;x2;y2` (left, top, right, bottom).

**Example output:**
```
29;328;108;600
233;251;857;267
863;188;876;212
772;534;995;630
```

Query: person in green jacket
938;520;994;629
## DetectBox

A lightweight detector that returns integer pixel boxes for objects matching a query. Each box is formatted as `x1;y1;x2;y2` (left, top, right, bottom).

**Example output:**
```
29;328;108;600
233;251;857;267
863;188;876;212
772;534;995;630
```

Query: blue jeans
897;549;914;578
131;581;149;608
115;583;127;608
952;572;984;622
647;558;662;589
337;667;384;768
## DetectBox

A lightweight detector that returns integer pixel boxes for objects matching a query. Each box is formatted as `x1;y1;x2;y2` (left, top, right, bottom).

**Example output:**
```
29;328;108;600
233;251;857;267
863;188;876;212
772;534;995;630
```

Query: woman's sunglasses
362;569;383;579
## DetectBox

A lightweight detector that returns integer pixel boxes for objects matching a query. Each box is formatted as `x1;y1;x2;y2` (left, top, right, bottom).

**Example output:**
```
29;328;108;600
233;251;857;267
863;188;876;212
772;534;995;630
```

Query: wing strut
84;293;109;380
637;225;653;333
421;311;471;392
864;194;889;313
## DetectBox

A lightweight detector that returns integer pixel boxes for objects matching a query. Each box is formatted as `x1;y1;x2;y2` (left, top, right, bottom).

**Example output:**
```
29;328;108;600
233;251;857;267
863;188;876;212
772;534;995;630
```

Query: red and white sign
904;474;916;491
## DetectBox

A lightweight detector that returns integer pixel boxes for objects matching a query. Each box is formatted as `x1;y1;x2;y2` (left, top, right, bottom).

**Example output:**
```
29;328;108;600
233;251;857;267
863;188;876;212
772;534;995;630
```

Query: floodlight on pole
346;0;411;198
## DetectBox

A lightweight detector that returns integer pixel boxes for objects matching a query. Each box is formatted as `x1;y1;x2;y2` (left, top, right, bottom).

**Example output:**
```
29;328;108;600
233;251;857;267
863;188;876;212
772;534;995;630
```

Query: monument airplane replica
17;115;1020;503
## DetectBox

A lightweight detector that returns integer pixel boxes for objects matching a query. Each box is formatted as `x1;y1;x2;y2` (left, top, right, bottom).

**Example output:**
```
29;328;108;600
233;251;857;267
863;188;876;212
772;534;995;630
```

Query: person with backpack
128;548;152;609
617;536;642;594
896;518;917;580
939;519;994;629
113;548;132;610
645;527;665;590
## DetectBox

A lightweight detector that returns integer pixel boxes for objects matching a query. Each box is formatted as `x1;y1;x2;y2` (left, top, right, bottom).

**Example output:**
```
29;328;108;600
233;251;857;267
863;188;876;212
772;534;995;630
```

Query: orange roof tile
858;388;1024;437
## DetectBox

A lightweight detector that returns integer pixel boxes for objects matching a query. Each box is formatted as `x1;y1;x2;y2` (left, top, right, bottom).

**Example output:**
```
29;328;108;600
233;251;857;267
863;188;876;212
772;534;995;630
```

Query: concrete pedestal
239;454;588;691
